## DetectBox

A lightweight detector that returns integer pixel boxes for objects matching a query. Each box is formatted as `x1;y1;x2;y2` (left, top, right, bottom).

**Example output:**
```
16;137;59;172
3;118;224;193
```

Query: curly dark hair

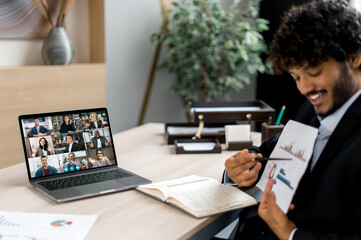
269;0;361;72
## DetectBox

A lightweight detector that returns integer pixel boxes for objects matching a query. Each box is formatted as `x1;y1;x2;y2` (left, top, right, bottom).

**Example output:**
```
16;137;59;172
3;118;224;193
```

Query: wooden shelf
0;63;106;169
0;0;106;168
89;0;105;63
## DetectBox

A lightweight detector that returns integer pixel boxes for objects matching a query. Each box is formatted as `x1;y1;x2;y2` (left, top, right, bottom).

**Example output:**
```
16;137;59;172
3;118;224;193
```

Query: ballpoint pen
254;157;291;162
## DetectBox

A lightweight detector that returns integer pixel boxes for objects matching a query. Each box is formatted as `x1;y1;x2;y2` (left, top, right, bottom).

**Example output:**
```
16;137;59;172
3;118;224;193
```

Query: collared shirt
69;142;73;152
311;88;361;170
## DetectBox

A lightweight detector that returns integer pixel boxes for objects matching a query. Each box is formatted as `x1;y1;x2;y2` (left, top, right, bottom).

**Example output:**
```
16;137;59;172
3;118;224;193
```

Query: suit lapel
310;95;361;175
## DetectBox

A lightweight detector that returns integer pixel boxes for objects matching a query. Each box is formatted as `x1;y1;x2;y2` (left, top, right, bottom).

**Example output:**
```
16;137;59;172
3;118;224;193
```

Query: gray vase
42;27;75;65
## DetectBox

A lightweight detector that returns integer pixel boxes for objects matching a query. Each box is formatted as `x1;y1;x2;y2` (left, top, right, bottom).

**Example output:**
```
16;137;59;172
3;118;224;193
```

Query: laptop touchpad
75;181;126;194
50;188;83;200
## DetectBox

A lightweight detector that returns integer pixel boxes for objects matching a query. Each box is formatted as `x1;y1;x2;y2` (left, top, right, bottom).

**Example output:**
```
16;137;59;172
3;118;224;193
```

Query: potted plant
152;0;273;119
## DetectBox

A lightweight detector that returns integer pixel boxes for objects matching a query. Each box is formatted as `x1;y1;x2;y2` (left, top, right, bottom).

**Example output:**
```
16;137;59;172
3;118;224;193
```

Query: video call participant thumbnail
91;130;109;148
65;134;85;152
27;118;51;137
64;152;88;171
32;137;53;158
35;156;58;177
89;112;103;129
59;115;75;133
88;149;112;167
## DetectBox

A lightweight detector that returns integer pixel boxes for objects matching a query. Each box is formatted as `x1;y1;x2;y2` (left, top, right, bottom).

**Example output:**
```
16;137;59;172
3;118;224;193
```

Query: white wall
0;0;90;67
350;0;361;11
105;0;255;133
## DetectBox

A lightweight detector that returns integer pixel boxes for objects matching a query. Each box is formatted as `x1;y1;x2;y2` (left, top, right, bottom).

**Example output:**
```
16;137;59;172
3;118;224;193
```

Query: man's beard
318;63;355;117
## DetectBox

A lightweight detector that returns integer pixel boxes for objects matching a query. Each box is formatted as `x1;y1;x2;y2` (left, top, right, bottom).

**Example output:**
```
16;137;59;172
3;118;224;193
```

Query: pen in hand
253;157;291;162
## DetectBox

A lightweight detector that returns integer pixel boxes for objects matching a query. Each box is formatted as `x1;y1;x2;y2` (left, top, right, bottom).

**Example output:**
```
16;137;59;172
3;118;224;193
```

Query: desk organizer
227;141;253;151
188;100;275;123
165;123;230;145
261;122;284;142
174;138;222;154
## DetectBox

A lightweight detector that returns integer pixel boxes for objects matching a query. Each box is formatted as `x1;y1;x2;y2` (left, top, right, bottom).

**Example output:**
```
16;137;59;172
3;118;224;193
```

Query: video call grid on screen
19;108;117;179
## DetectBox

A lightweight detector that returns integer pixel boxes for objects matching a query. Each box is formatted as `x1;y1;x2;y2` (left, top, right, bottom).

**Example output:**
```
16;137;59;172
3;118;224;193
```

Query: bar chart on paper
279;141;307;162
256;120;318;213
276;168;293;190
0;214;20;227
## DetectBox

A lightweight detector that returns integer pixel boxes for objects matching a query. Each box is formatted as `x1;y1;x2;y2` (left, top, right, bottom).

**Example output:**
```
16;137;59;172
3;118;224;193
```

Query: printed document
256;120;318;213
0;211;98;240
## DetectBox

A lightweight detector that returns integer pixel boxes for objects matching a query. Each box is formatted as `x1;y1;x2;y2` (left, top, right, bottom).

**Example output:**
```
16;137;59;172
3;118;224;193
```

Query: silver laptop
18;107;151;202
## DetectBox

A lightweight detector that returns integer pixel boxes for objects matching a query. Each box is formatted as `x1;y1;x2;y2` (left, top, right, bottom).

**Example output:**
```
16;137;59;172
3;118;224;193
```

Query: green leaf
193;0;200;6
193;61;201;70
225;40;234;49
257;18;269;31
239;47;249;61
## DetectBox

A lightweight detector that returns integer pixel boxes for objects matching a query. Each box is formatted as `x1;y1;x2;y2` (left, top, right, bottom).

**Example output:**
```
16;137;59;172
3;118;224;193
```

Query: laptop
18;107;151;202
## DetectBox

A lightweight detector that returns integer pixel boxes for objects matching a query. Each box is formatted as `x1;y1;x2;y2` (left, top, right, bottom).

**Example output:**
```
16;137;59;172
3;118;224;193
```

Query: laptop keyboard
38;169;132;191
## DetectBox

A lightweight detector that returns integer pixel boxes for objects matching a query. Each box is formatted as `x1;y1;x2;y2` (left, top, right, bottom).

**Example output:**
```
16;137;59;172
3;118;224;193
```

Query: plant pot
42;27;74;65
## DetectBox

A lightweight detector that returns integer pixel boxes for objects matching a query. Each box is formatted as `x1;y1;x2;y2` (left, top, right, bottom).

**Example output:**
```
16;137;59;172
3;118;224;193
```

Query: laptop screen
18;108;117;180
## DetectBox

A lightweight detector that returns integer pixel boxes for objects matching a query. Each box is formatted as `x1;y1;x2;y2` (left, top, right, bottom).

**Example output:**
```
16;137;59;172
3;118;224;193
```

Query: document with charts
137;175;257;218
256;120;318;213
0;211;97;240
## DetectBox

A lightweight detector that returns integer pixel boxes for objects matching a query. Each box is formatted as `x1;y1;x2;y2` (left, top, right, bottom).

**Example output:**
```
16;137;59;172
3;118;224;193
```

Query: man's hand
224;149;262;187
258;179;296;240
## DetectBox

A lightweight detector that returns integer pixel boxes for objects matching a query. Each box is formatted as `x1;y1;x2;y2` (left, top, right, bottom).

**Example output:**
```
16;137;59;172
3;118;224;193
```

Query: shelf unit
0;63;106;169
0;0;106;169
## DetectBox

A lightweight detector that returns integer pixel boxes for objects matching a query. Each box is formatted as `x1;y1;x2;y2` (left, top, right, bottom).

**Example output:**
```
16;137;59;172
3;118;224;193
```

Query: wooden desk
0;123;261;239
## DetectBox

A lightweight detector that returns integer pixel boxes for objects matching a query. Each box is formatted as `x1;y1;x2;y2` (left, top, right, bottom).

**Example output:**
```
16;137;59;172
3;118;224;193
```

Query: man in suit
224;1;361;239
65;134;84;152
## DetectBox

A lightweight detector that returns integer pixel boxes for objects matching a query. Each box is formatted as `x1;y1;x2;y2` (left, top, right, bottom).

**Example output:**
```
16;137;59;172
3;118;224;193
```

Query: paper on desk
191;106;261;112
256;120;318;213
177;142;216;151
167;126;224;135
225;125;251;148
0;211;98;240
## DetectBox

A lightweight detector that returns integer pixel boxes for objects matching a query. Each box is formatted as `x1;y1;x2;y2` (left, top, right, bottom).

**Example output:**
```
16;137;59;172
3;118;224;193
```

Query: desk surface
0;123;261;239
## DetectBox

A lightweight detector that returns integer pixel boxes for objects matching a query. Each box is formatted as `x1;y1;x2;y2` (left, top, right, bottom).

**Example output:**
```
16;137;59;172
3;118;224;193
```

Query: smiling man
223;0;361;239
35;156;58;177
289;59;359;117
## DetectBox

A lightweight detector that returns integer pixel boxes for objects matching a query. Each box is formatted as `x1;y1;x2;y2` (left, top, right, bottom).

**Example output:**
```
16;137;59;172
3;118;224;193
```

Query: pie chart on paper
50;220;73;227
